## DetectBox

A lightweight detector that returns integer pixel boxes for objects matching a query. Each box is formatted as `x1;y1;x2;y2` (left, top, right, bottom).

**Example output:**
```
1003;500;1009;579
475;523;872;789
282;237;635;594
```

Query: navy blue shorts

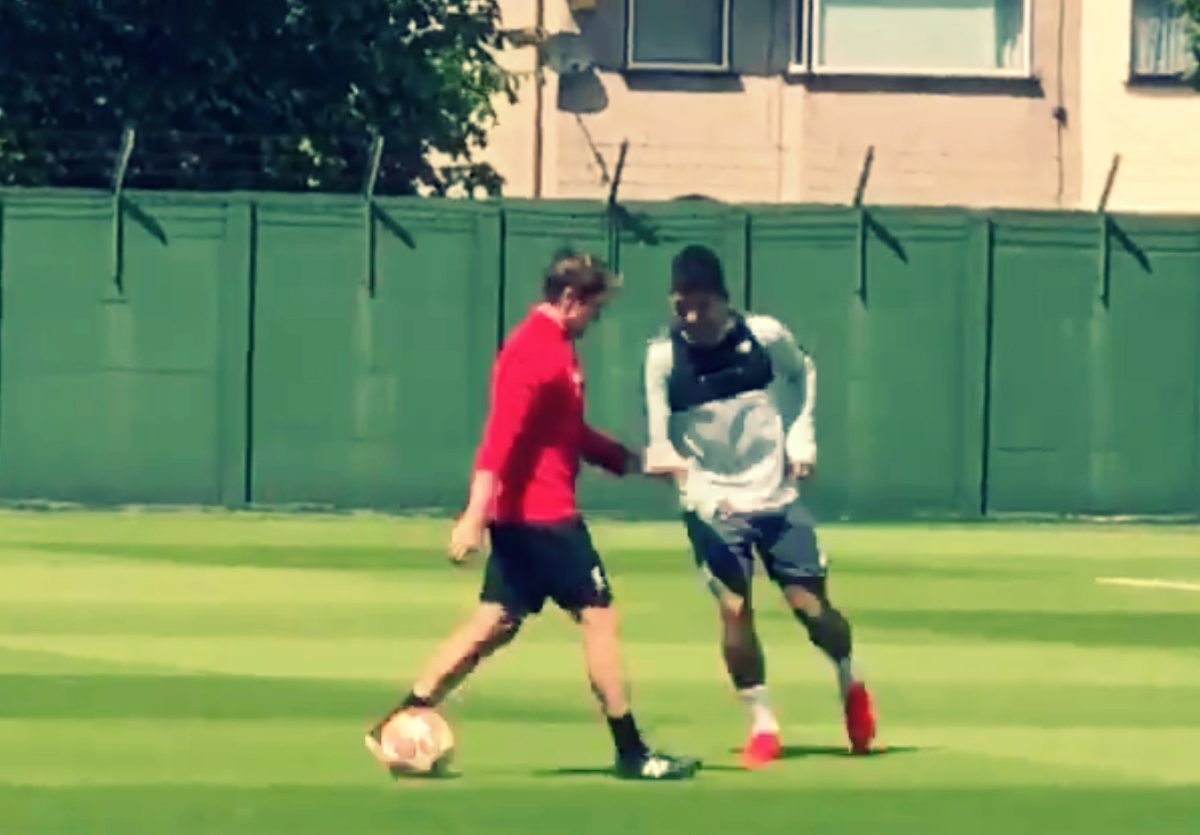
684;502;826;602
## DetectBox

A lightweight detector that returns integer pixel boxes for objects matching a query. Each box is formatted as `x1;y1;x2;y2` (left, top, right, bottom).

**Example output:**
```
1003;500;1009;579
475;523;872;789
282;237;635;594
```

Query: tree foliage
0;0;516;195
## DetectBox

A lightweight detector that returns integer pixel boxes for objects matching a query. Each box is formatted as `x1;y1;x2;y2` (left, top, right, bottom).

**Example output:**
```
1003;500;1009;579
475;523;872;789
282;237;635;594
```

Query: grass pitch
1;511;1198;834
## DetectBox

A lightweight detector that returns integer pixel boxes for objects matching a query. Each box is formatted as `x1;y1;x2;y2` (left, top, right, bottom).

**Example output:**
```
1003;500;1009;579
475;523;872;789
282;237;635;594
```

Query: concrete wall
489;0;1086;209
462;1;537;199
796;0;1081;208
1080;0;1200;214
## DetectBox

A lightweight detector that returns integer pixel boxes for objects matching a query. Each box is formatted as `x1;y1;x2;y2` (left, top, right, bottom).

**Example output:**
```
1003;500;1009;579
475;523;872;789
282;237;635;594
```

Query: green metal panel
0;191;250;505
250;196;500;509
854;208;987;518
990;213;1200;514
1102;216;1200;514
0;190;1193;520
379;198;501;506
988;214;1103;513
750;207;987;520
748;207;858;519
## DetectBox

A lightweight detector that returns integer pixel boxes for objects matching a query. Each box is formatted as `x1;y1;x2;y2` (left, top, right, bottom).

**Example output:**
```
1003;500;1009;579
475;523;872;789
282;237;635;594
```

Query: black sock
372;691;433;734
401;691;435;710
607;713;648;760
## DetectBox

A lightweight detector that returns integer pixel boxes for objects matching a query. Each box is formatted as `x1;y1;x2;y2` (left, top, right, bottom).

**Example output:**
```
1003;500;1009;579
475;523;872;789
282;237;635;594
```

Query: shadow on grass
729;744;928;760
389;771;464;783
531;763;742;778
532;744;928;777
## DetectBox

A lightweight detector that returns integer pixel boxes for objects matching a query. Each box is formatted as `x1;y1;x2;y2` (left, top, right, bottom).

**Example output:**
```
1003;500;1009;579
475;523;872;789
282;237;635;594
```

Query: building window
794;0;1031;77
1131;0;1196;79
627;0;731;71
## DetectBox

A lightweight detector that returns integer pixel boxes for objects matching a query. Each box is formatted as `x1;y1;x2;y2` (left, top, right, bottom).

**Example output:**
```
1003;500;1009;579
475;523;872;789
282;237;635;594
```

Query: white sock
738;685;780;735
834;658;857;701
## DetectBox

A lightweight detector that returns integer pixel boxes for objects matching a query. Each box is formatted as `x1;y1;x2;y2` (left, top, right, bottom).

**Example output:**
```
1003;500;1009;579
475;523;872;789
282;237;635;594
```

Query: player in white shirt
643;245;877;767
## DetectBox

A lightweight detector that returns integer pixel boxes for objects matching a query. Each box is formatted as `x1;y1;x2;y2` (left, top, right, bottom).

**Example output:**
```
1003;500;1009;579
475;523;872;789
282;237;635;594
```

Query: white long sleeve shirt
644;314;816;519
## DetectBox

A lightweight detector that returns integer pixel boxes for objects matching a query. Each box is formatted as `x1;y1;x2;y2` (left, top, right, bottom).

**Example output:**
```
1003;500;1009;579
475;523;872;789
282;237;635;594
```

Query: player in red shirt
366;252;699;781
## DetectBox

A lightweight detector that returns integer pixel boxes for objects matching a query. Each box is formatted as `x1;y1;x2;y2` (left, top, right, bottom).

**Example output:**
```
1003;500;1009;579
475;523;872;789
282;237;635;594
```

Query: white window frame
790;0;811;71
626;0;732;72
789;0;1035;79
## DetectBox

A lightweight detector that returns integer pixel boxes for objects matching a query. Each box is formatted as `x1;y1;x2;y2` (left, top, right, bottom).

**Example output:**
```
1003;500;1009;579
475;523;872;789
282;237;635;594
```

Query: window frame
1127;0;1195;83
625;0;733;72
789;0;1035;79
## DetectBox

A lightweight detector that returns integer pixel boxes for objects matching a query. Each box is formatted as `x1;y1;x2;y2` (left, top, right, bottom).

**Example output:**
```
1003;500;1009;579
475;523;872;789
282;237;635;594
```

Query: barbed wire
0;128;490;194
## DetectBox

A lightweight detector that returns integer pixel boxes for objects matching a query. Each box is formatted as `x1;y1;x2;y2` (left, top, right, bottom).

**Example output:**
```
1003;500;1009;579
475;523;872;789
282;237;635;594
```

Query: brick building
479;0;1198;213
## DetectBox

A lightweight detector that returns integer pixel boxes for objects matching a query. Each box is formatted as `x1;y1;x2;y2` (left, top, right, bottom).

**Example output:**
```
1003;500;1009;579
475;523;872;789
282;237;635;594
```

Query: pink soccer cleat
844;682;877;755
741;730;783;769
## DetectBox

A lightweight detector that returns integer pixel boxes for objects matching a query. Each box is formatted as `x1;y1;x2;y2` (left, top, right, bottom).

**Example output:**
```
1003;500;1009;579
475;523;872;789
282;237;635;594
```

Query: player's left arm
641;338;687;477
755;316;817;477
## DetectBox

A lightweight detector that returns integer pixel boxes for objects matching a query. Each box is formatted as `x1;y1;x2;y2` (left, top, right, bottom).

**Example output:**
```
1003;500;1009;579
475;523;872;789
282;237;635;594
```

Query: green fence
0;192;250;506
987;213;1200;516
1;189;1197;520
750;207;990;519
249;197;500;509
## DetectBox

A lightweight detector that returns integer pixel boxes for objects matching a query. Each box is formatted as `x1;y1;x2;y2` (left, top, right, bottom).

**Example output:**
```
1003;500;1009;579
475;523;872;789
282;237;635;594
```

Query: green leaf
0;0;513;194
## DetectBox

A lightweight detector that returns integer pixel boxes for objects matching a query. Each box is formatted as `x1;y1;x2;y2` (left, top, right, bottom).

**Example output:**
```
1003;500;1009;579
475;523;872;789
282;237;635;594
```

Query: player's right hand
448;513;485;564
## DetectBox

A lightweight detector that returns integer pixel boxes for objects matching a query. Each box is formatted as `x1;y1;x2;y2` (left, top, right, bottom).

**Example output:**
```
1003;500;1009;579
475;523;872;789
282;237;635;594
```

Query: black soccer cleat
364;713;408;779
615;750;701;781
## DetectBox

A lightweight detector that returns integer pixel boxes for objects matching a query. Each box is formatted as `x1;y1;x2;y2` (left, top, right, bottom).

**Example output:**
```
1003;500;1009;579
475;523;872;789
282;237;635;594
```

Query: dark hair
671;245;728;300
543;250;620;303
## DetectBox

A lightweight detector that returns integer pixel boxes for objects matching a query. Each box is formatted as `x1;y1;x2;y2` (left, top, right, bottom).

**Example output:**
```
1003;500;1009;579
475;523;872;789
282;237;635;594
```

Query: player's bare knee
718;594;753;624
487;616;522;648
472;605;522;652
719;601;756;642
576;604;619;635
783;584;824;619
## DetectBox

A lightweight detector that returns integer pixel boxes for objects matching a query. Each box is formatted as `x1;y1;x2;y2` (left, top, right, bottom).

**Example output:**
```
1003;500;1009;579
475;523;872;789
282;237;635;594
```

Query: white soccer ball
379;709;455;776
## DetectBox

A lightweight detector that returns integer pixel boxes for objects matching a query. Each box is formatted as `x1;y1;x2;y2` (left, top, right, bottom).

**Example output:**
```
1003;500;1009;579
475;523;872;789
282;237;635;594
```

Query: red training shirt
474;306;630;524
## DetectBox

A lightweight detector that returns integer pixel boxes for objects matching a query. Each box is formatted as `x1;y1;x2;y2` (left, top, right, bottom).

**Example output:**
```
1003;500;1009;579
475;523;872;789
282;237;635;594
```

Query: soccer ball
379;709;455;776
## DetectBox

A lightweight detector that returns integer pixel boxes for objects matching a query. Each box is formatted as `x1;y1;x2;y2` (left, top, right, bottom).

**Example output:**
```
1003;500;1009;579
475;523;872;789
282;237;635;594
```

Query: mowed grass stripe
0;718;1164;788
7;785;1200;835
4;633;1199;686
0;511;1197;557
1;671;1197;729
4;598;1199;649
1;513;1197;835
0;558;475;604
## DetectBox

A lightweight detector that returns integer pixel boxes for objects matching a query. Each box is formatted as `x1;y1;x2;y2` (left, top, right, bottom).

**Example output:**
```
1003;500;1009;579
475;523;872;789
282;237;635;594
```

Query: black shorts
684;501;827;602
480;519;613;618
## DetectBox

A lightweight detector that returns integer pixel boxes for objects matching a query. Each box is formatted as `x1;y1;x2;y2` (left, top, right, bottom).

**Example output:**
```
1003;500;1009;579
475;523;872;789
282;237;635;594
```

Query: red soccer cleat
844;682;876;755
741;730;782;770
